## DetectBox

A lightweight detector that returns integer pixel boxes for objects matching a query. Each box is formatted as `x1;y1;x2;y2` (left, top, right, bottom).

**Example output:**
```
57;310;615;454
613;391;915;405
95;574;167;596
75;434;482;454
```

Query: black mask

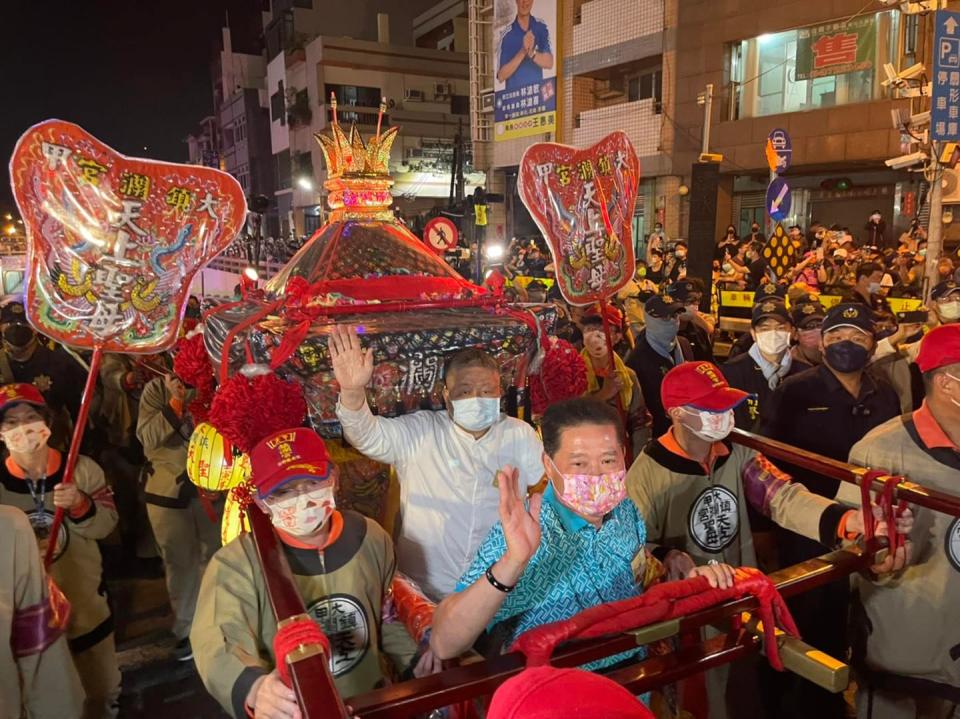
3;324;35;349
824;340;870;373
905;330;924;344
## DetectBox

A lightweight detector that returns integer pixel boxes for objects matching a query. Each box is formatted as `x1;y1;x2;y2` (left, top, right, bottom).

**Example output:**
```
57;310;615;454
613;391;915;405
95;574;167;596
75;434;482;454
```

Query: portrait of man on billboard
496;0;554;91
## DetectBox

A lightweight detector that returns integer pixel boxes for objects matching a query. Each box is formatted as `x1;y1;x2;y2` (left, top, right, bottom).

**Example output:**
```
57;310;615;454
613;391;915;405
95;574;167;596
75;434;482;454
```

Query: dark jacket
625;331;694;437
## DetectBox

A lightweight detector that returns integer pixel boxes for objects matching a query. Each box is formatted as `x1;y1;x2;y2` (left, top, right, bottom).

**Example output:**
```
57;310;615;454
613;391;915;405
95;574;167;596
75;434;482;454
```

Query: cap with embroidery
931;280;960;301
661;361;749;413
822;302;875;336
0;301;27;325
644;294;685;320
791;300;826;327
751;300;791;327
755;282;787;301
916;324;960;373
249;427;333;499
665;280;698;303
0;383;46;415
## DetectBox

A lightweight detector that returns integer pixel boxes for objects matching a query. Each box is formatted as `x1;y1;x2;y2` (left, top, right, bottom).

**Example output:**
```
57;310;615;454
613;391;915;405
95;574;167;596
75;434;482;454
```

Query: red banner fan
9;119;246;566
518;131;639;306
10;119;247;353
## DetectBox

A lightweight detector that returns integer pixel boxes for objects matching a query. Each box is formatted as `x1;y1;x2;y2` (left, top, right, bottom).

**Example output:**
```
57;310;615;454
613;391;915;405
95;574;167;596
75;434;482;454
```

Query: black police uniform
721;353;806;431
624;330;694;437
665;281;714;363
755;317;900;719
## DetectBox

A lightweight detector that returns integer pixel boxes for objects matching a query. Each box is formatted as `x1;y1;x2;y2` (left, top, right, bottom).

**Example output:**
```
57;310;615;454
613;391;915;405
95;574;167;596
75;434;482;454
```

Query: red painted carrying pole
246;505;348;719
43;345;103;568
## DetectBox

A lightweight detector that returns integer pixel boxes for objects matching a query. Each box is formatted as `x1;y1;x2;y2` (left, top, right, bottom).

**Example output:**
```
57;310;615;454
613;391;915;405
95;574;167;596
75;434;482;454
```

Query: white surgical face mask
938;300;960;322
451;396;501;432
754;329;792;356
266;484;335;536
1;420;51;454
868;282;882;295
681;407;736;442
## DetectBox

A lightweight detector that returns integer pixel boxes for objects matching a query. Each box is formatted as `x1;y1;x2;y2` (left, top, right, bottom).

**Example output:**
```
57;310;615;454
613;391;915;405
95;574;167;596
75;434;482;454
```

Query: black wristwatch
485;564;516;593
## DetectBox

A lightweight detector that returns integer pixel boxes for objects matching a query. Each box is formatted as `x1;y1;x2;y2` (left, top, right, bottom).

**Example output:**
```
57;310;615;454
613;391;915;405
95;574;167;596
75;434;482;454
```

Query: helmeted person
330;325;544;601
0;504;85;719
0;384;120;719
840;324;960;719
625;361;912;719
430;398;734;668
192;427;424;719
137;357;220;660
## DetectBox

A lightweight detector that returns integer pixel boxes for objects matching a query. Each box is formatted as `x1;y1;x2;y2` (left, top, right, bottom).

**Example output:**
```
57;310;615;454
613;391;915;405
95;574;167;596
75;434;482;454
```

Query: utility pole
925;149;944;301
699;83;714;156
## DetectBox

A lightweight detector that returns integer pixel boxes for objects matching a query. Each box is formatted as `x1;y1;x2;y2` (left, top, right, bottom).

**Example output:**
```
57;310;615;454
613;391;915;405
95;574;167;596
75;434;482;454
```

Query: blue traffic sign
766;178;792;222
933;10;960;141
768;128;792;174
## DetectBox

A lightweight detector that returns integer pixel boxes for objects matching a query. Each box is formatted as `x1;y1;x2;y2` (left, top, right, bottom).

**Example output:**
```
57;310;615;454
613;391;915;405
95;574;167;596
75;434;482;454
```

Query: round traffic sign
766;178;792;222
423;217;459;254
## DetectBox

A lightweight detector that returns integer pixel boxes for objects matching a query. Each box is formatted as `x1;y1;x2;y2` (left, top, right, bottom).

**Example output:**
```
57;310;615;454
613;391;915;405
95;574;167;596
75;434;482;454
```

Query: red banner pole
44;344;103;568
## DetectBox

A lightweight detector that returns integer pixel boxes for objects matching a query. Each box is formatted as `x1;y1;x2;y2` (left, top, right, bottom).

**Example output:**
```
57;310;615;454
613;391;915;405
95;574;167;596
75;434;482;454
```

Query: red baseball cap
487;666;653;719
916;324;960;373
661;361;749;412
249;427;333;499
0;383;46;415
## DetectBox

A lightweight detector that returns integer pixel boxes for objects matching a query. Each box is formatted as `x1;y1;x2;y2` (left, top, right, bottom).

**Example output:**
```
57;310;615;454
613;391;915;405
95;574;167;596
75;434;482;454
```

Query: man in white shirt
329;325;545;601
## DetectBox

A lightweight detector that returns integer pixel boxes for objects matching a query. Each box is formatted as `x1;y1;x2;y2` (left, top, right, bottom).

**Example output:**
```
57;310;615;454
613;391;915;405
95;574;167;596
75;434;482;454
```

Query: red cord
273;618;331;687
510;568;798;671
858;470;907;555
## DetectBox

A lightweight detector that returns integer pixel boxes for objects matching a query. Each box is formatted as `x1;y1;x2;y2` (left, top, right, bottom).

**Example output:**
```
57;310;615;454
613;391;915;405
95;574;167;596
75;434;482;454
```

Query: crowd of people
3;213;959;719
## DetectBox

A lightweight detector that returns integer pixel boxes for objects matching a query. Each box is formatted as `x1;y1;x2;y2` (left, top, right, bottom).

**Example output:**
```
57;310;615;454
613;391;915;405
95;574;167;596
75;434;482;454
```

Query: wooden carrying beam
346;548;875;719
729;429;960;518
246;506;349;719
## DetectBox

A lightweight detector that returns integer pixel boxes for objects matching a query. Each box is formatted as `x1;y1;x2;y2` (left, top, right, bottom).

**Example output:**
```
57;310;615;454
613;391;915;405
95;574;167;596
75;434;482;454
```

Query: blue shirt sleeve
532;17;551;55
498;25;519;76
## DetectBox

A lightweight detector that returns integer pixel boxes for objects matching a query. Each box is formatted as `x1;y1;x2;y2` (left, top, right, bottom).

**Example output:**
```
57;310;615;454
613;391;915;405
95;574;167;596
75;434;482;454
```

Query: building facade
671;0;936;242
467;0;680;252
264;0;476;237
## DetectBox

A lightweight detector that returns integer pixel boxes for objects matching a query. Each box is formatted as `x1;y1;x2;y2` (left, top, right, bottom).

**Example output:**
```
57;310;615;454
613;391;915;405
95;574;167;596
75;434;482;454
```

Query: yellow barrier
507;275;556;290
719;290;923;313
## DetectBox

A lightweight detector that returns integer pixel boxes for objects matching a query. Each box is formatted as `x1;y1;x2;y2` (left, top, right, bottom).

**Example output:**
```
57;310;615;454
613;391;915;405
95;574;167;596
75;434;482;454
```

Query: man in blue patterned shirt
430;398;734;669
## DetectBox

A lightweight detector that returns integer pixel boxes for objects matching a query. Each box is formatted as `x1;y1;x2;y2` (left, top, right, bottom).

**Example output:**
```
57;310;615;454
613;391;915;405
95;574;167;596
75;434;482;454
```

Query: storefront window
729;11;899;119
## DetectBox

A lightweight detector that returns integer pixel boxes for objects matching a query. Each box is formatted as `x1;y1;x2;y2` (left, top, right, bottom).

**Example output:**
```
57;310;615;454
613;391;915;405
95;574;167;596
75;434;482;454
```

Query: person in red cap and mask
837;324;960;719
0;383;120;719
191;426;425;719
625;361;912;719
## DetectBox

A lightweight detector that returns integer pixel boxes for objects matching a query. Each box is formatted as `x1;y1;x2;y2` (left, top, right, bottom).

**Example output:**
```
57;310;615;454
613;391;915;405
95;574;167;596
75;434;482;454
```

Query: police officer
624;295;694;436
725;282;788;360
0;301;87;449
790;298;826;368
757;303;901;719
722;300;803;430
665;279;714;361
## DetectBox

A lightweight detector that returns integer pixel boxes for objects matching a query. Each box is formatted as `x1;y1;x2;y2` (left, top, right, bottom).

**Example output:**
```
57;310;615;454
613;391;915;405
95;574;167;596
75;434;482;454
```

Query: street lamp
4;225;15;237
3;213;11;221
297;177;313;191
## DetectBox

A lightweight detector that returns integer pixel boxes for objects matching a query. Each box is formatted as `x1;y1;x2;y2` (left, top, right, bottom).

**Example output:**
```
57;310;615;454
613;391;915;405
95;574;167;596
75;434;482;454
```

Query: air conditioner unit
481;92;495;113
942;168;960;204
435;82;452;98
404;89;425;102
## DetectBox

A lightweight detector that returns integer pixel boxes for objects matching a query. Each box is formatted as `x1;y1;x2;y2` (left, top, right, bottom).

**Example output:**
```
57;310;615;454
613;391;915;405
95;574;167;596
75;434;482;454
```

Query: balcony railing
572;97;660;156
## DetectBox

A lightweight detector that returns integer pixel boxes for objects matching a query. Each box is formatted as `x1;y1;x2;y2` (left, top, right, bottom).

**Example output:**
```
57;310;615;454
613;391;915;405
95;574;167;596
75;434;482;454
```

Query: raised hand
497;465;542;577
327;324;375;410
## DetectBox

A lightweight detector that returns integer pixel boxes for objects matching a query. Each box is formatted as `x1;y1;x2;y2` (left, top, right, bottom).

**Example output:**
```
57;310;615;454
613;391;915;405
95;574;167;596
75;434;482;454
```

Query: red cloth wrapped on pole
510;568;799;672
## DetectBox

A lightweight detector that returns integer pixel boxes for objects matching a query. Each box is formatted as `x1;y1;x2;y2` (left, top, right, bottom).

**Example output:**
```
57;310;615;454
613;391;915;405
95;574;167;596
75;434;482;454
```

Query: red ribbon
273;618;332;687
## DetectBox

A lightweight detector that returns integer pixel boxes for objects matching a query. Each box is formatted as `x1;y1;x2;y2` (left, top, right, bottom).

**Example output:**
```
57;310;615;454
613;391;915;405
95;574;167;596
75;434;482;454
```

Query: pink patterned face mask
548;457;626;517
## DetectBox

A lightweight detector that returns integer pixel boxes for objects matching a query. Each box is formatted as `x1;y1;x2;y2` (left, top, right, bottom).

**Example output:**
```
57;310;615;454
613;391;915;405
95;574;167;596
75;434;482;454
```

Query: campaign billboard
493;0;557;141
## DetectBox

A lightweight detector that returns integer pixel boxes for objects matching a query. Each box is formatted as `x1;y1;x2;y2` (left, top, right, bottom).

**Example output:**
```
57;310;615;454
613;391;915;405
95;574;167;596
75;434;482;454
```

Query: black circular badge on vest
306;593;369;677
688;485;739;553
946;518;960;573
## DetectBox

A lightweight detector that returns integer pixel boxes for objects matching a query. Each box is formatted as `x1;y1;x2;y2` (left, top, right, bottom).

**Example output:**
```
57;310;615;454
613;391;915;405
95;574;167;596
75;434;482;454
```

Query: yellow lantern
186;422;250;492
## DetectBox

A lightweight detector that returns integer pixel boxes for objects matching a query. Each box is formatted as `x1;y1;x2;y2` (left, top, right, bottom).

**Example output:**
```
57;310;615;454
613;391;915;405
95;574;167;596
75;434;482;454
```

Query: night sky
0;0;262;215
